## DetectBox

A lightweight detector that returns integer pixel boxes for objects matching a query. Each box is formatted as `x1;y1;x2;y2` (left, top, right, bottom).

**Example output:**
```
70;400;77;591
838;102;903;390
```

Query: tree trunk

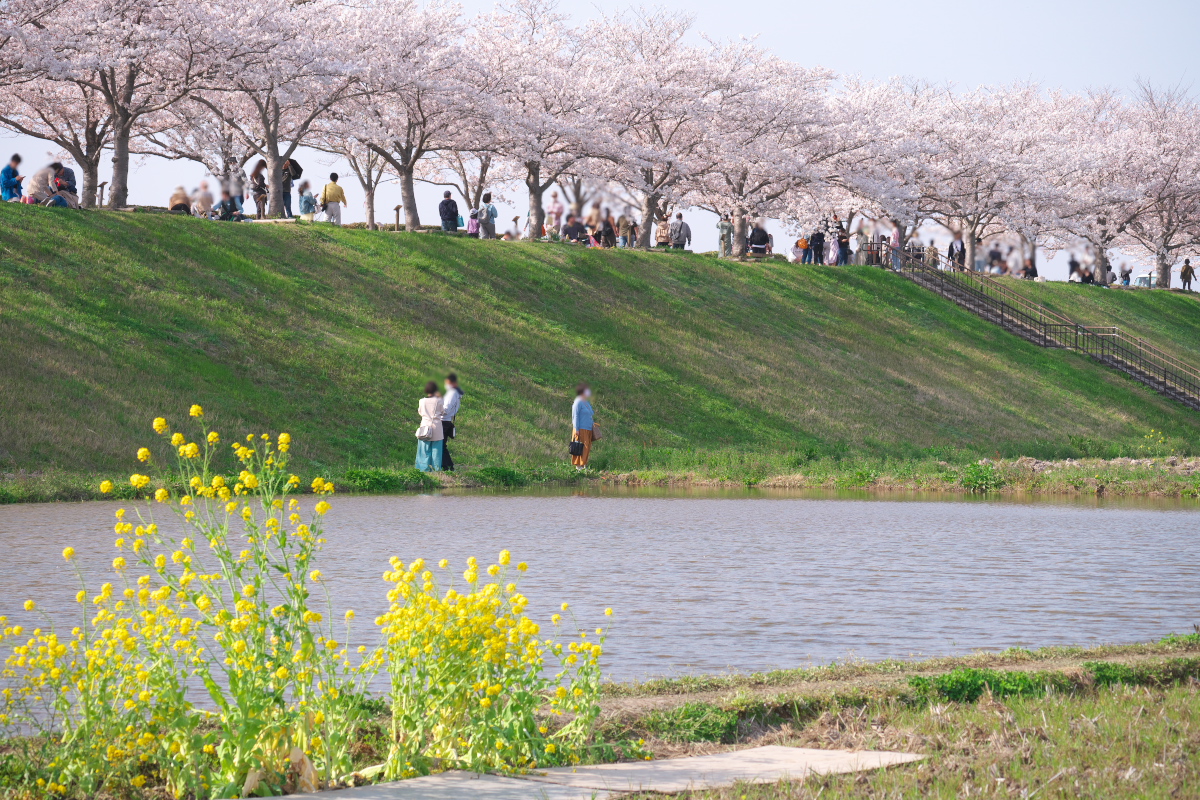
964;227;977;273
731;210;748;258
637;193;659;248
108;120;132;208
400;167;420;231
1094;246;1109;285
266;152;284;218
1156;251;1172;289
365;188;376;230
81;160;100;209
526;163;545;239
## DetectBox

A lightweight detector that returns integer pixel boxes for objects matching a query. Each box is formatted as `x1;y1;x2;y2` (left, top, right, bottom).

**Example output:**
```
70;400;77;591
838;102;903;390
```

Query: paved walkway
265;745;923;799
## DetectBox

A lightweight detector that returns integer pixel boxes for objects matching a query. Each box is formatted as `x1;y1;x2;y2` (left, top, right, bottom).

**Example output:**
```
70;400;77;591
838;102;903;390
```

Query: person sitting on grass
168;186;191;213
561;213;588;243
210;189;249;222
1;153;24;201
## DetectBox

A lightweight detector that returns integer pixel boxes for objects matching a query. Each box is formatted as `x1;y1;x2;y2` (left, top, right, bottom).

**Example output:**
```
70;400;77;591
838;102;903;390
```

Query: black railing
870;242;1200;411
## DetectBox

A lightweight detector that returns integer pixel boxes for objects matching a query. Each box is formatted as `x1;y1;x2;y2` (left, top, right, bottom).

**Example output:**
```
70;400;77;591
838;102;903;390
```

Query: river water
2;489;1197;681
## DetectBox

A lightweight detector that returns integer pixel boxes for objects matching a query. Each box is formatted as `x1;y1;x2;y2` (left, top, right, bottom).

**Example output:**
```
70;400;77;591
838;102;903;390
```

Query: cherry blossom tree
474;0;601;236
303;0;467;230
693;50;841;256
190;0;378;216
136;99;259;189
1120;85;1200;288
592;8;723;246
0;76;113;205
26;0;213;208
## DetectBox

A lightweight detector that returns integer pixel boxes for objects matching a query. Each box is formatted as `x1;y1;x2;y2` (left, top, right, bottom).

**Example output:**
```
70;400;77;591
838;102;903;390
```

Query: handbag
590;425;601;441
568;440;584;457
416;422;438;441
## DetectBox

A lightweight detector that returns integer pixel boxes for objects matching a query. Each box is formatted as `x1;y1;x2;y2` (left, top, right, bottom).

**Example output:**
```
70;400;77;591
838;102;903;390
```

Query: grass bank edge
6;456;1200;504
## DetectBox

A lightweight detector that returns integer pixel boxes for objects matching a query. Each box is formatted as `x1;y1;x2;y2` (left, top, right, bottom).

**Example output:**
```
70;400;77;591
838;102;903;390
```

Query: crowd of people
163;159;353;225
437;189;700;249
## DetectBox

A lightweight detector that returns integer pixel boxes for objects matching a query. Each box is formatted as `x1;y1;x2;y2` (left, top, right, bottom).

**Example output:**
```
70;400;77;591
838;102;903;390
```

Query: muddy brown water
2;488;1198;682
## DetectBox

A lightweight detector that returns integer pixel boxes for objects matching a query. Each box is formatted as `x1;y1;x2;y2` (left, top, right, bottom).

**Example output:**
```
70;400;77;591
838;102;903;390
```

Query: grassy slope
2;204;1200;481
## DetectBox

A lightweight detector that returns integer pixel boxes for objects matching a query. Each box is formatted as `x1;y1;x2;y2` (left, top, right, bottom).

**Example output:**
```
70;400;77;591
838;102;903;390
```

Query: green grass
2;205;1200;492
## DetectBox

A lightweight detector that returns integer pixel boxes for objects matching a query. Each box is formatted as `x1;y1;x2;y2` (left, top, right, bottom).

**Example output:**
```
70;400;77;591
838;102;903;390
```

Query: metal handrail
870;242;1200;409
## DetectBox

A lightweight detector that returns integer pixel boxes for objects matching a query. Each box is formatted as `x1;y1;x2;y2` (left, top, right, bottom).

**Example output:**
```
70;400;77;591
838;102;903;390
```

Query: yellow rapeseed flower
129;474;150;489
498;549;512;565
207;431;220;444
136;447;151;463
560;602;569;611
23;600;35;612
99;480;114;494
62;547;76;561
112;557;127;571
517;562;528;572
189;404;203;418
438;559;449;568
309;570;323;582
345;610;355;621
171;432;185;447
315;501;331;516
154;488;169;503
604;608;613;616
153;417;169;434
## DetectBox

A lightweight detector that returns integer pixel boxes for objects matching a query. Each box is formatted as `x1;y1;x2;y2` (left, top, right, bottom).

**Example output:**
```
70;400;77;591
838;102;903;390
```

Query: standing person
924;239;939;268
228;167;247;214
547;190;565;229
808;228;825;265
441;373;462;472
655;212;671;247
249;160;268;219
438;190;459;232
836;219;851;265
1182;259;1195;291
281;159;300;219
414;381;445;472
748;221;770;255
600;207;617;247
717;214;733;257
297;181;317;221
947;234;966;270
1;154;23;201
855;227;869;265
479;192;498;239
584;201;602;239
617;208;633;247
570;383;595;470
319;173;346;225
669;212;691;250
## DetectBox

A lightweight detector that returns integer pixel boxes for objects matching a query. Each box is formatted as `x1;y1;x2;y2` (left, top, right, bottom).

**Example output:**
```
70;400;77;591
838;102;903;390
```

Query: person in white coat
414;381;444;472
441;373;462;471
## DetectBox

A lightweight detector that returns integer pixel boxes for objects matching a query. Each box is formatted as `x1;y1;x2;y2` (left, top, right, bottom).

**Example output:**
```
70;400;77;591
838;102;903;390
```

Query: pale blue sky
3;0;1195;276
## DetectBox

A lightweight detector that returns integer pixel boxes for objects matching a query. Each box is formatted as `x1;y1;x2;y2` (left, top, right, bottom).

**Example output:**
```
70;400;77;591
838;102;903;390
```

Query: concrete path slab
265;771;614;799
521;745;924;793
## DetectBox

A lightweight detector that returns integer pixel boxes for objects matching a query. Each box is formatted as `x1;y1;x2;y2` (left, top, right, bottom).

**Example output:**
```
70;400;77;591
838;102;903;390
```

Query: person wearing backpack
297;180;317;221
479;192;498;239
466;208;480;237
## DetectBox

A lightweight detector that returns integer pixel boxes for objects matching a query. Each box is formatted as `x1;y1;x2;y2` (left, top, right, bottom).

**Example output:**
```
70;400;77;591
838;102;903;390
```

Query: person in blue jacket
571;383;595;469
1;154;24;202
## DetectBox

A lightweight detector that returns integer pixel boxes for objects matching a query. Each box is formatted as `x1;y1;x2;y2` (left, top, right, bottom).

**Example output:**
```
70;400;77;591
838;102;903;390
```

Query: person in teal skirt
415;381;445;471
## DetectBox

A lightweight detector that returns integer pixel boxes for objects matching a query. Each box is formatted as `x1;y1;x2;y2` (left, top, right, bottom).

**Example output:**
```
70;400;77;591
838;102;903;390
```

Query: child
297;181;317;221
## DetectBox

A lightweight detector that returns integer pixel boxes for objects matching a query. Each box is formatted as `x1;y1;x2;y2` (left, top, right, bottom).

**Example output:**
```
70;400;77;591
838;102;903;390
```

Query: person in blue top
571;382;595;469
1;154;24;202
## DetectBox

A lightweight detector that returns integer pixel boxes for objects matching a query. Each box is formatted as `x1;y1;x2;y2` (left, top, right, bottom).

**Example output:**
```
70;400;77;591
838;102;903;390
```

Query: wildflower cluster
377;551;607;777
1;408;367;798
0;407;614;798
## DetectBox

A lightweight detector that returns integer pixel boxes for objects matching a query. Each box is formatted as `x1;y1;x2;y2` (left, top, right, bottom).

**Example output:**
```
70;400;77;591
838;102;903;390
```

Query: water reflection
2;490;1198;681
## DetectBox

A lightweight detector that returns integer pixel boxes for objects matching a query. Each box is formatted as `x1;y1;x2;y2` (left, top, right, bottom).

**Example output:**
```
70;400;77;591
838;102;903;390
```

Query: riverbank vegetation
606;637;1200;799
3;207;1200;504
